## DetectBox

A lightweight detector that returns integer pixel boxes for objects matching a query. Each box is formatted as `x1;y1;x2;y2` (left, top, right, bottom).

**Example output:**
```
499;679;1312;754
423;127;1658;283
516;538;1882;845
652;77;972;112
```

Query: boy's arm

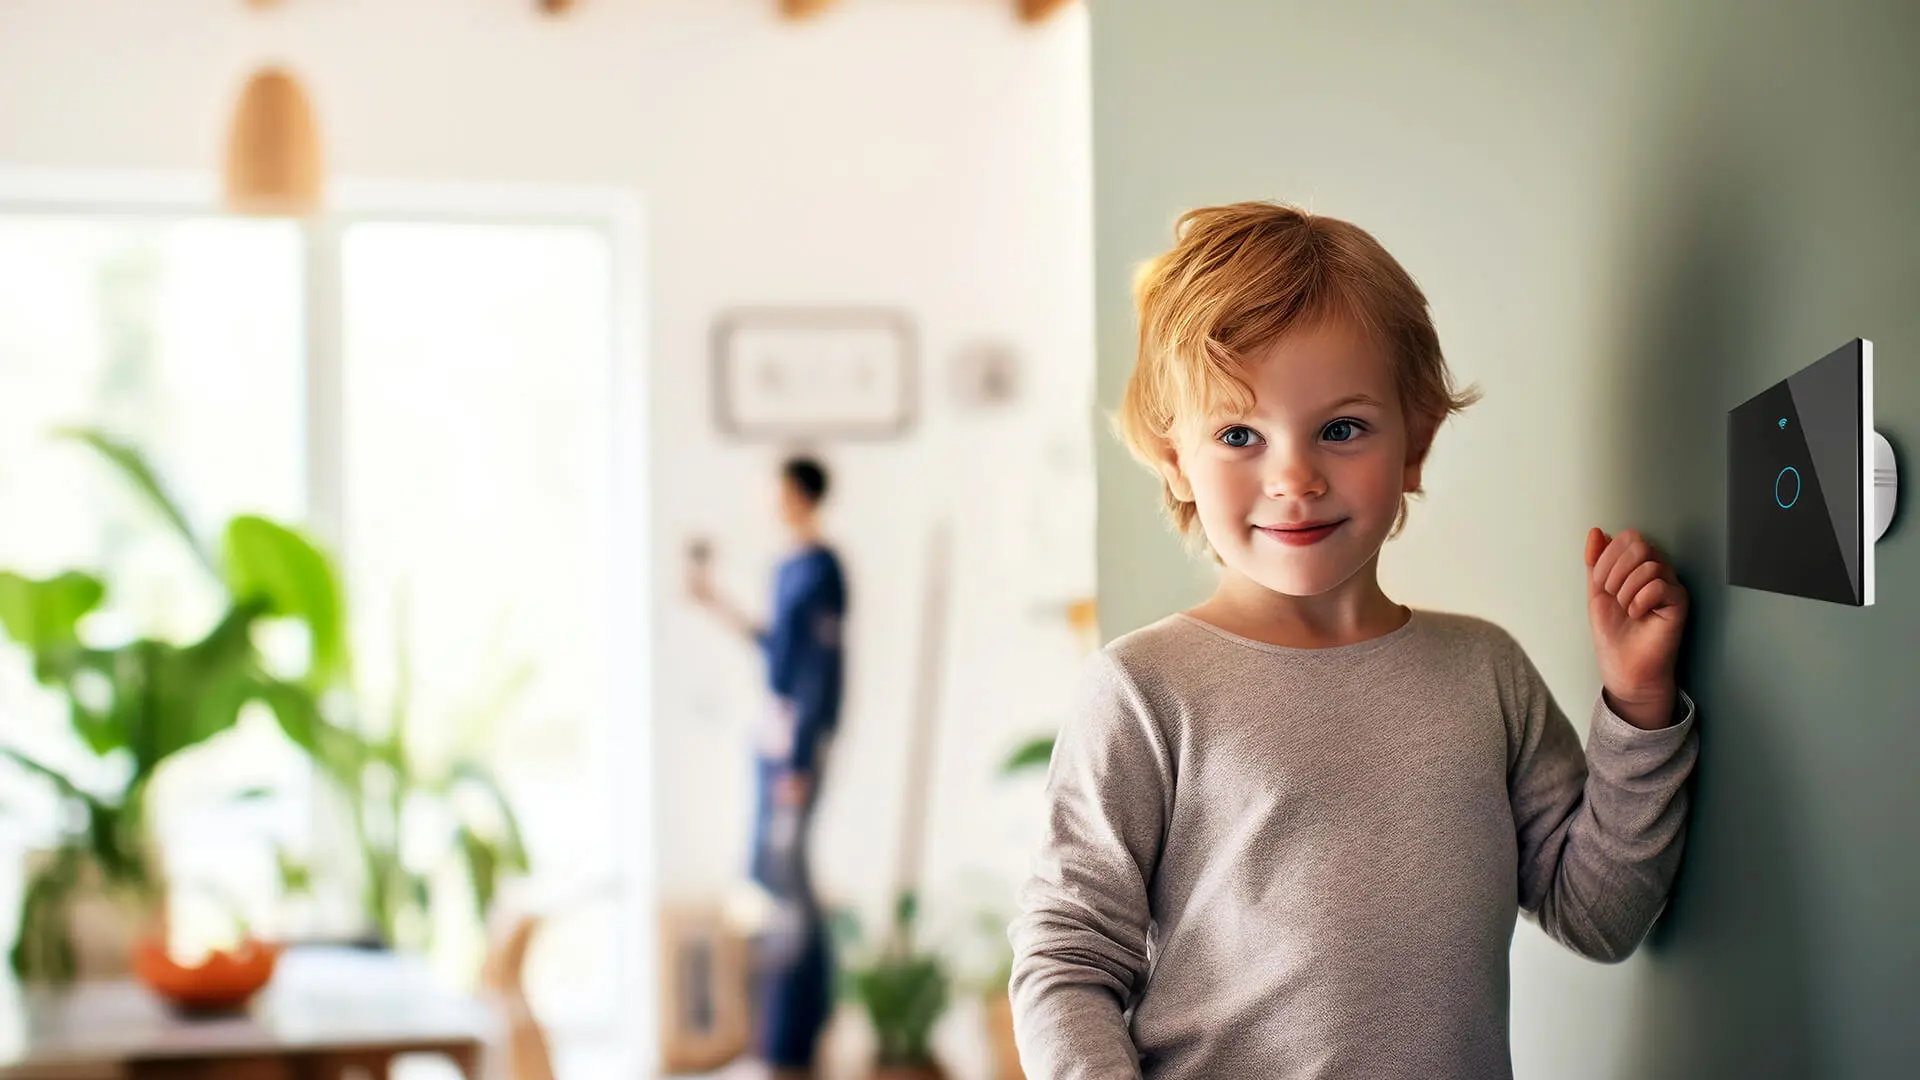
1010;651;1171;1080
1506;641;1699;962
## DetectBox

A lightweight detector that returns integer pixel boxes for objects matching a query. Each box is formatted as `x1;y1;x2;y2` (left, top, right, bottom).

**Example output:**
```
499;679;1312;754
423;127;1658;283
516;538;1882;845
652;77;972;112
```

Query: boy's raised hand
1585;527;1688;730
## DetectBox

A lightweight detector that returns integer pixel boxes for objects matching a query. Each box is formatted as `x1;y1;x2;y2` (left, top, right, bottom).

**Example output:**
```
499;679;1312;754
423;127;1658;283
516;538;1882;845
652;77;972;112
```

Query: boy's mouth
1254;518;1346;547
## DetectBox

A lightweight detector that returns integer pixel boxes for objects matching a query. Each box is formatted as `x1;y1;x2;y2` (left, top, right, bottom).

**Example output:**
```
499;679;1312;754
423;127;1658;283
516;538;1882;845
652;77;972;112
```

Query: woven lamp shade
779;0;836;19
224;66;323;215
1017;0;1076;22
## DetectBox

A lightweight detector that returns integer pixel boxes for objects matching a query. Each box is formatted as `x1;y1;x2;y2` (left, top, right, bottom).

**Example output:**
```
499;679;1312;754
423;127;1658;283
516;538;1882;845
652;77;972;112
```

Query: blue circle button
1775;466;1801;509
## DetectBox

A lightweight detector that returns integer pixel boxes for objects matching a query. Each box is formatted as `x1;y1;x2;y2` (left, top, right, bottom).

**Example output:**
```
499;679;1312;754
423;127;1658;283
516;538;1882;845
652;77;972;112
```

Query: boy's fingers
1604;540;1654;595
1615;561;1665;610
1585;527;1609;570
1589;534;1626;593
1628;579;1673;619
1594;530;1644;594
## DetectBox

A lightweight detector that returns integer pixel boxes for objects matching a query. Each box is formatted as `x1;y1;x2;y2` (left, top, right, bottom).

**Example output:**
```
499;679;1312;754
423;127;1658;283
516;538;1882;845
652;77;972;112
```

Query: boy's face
1165;318;1422;599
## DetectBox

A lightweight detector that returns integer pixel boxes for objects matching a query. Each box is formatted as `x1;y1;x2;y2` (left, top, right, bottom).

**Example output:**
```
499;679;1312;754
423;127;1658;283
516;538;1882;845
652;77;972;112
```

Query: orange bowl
132;936;281;1014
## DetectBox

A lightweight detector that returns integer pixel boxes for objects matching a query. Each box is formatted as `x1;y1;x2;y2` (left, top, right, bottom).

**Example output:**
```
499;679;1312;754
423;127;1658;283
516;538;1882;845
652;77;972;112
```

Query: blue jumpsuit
750;545;846;1068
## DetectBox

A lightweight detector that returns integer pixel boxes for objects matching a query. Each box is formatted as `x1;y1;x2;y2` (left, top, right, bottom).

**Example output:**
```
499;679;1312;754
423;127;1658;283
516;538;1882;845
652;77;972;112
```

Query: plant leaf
222;515;347;683
450;759;530;873
0;747;88;801
59;428;212;572
456;825;502;915
138;635;255;773
0;571;105;655
274;847;314;896
10;850;83;982
252;675;322;755
69;688;128;758
1000;734;1056;777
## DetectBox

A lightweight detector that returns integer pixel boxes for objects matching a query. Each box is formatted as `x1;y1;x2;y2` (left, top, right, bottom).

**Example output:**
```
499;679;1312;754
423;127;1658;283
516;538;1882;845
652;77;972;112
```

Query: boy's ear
1155;442;1195;503
1402;454;1424;495
1403;417;1436;493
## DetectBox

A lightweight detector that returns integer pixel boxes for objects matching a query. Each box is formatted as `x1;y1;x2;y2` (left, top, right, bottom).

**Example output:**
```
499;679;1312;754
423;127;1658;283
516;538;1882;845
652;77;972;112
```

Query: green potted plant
280;626;531;960
0;431;344;983
833;891;952;1080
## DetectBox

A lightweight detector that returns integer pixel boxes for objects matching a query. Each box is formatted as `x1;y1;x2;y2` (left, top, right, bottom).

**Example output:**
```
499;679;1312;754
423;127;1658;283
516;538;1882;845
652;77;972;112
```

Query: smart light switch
1728;338;1897;606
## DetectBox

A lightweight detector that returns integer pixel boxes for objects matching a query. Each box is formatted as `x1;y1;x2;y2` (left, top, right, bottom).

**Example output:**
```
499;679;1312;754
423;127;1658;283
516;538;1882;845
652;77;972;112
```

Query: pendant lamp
1017;0;1076;23
224;66;323;216
779;0;836;19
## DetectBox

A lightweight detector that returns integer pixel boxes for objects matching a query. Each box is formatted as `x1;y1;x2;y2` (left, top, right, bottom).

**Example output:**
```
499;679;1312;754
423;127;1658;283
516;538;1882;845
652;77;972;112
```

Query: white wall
0;0;1093;1063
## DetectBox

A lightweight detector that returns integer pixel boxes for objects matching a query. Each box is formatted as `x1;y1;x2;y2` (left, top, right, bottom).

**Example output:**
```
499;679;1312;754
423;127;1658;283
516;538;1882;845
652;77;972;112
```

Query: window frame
0;167;658;1065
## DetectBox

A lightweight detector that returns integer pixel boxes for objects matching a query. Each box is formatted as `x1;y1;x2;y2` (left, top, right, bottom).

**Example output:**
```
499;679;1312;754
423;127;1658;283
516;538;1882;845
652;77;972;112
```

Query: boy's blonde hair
1117;201;1480;543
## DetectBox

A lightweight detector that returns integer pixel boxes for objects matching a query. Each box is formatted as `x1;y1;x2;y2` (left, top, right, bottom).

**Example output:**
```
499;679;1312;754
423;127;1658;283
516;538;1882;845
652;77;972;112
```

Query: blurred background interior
0;3;1915;1080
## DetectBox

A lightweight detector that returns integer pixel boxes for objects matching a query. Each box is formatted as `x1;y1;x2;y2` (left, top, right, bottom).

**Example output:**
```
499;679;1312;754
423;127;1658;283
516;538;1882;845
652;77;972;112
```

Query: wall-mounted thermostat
1729;338;1898;606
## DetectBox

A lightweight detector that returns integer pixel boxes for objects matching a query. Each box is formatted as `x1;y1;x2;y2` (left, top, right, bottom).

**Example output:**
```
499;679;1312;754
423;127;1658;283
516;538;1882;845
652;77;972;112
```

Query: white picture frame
711;308;916;440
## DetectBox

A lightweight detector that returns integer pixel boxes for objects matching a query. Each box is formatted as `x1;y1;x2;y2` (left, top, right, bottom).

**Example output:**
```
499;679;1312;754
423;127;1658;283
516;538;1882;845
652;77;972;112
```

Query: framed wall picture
712;308;916;440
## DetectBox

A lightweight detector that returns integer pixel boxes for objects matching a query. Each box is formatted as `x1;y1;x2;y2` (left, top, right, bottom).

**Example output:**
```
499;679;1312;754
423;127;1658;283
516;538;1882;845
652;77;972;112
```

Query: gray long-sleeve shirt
1009;610;1698;1080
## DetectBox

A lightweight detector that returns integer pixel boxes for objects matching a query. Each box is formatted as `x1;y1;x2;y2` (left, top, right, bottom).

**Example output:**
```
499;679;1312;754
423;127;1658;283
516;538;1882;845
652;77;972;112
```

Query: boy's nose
1262;452;1326;500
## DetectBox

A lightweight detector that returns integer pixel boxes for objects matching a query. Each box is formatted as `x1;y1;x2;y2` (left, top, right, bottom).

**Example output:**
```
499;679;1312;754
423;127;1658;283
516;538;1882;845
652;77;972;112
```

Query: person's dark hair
782;456;830;506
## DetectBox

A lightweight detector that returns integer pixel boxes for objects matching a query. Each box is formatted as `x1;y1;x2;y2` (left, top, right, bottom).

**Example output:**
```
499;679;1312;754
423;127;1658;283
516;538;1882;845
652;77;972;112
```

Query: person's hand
774;770;812;808
685;560;715;607
1585;527;1688;729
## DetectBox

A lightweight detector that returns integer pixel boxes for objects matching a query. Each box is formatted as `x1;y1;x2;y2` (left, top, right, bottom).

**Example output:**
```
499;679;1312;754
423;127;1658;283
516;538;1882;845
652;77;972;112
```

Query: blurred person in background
687;456;849;1079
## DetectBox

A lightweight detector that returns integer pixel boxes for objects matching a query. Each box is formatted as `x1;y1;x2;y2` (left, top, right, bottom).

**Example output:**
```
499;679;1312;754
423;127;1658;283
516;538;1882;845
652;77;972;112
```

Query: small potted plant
276;625;530;959
833;892;951;1080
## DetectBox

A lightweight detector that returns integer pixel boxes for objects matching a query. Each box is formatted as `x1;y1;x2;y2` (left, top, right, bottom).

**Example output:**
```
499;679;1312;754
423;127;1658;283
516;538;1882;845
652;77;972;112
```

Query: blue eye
1218;425;1263;449
1323;419;1365;443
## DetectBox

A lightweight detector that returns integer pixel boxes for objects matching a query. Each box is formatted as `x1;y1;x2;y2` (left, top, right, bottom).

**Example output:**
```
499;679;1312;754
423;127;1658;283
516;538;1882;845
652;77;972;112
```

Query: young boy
1009;203;1699;1080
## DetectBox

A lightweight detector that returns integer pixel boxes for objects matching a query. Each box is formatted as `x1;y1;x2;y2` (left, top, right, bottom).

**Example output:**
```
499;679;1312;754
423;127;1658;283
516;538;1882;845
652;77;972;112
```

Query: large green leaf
106;616;279;784
0;571;105;654
222;515;346;682
1000;734;1056;777
128;640;226;779
142;604;272;770
59;429;212;572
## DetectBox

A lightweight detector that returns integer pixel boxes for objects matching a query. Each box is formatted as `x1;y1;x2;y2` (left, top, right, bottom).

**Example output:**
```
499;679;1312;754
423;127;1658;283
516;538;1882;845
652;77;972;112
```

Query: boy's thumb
1585;527;1609;569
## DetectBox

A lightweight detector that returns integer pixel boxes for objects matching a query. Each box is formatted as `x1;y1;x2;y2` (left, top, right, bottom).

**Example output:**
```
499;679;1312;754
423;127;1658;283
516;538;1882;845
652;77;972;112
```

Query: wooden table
0;948;495;1080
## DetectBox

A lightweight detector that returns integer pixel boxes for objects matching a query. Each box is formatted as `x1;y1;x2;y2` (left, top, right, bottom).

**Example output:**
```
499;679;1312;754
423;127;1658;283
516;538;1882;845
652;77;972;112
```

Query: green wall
1091;3;1917;1077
